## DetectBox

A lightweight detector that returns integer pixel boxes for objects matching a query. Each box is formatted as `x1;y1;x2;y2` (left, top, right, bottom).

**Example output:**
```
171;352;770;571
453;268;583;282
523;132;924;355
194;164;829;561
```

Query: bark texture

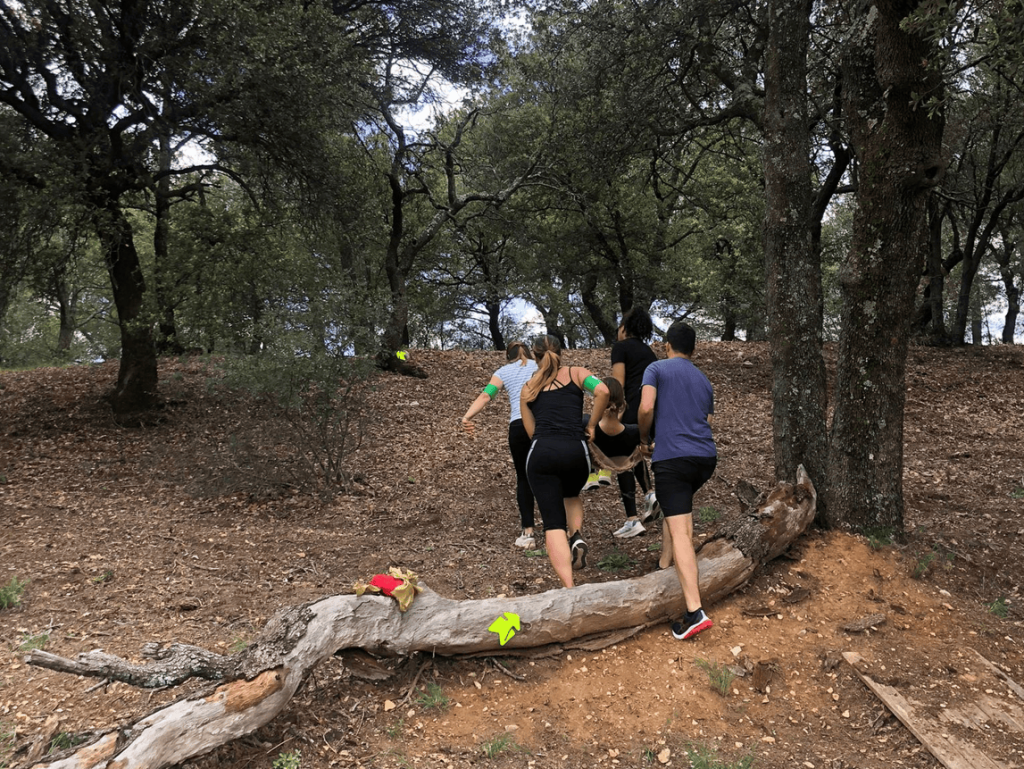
762;0;829;493
827;0;946;532
26;469;816;769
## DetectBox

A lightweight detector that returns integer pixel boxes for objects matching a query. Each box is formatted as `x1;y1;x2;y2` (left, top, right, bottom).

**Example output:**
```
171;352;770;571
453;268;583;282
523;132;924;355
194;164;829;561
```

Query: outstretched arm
461;376;503;435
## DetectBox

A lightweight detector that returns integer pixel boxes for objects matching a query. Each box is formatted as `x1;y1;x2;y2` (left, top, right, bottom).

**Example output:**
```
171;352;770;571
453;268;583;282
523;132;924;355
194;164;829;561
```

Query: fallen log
23;466;816;769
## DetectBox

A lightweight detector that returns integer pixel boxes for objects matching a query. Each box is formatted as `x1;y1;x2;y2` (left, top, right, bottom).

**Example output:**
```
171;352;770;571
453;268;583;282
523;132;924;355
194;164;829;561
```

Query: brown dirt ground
2;342;1023;769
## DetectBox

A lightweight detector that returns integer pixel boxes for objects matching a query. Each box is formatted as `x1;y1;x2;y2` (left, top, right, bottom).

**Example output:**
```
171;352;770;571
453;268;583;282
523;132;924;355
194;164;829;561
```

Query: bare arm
638;384;657;455
575;368;610;441
461;375;503;435
520;391;536;438
611;361;626;388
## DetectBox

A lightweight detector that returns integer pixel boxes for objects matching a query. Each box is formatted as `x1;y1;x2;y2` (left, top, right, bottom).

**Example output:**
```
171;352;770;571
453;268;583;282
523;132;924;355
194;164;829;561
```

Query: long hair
521;335;562;404
602;376;626;414
506;341;530;365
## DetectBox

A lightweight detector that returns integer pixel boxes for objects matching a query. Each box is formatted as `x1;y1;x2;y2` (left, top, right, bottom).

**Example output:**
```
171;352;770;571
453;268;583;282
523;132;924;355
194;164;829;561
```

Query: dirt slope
1;342;1023;769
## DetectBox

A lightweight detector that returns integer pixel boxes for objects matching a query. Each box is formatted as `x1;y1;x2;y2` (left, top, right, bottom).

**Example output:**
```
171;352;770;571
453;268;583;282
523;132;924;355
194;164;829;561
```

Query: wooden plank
843;652;1008;769
972;648;1024;703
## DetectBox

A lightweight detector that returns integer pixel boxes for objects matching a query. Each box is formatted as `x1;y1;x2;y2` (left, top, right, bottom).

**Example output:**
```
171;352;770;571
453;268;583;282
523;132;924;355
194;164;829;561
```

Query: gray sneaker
613;519;646;538
640;491;661;523
514;530;536;549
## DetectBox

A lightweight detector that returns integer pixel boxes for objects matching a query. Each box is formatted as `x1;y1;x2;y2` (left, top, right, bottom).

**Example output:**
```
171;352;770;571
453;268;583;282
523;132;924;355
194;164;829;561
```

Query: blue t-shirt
641;357;716;462
495;359;538;423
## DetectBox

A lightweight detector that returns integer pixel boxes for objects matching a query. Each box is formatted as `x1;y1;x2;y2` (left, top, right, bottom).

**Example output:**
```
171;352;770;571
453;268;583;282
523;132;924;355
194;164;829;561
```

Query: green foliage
697;506;720;523
524;549;548;557
228;637;249;655
0;578;28;610
986;597;1009;619
597;550;633;572
693;658;735;697
47;733;84;755
1010;487;1024;500
684;742;756;769
217;352;374;496
91;570;114;584
272;750;301;769
0;720;15;769
479;732;526;758
912;551;936;579
414;682;451;712
17;632;48;652
862;526;895;550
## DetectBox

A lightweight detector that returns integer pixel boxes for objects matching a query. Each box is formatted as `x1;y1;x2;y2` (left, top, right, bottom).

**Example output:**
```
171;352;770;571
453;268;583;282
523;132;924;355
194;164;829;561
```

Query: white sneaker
514;530;536;549
597;469;613;486
582;473;600;492
612;519;646;538
640;491;661;523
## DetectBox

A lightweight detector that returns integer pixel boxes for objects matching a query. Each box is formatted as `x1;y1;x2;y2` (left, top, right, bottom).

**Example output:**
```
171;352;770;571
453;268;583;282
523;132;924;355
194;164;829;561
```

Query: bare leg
564;496;583;536
659;518;674;570
546;529;574;588
666;514;702;612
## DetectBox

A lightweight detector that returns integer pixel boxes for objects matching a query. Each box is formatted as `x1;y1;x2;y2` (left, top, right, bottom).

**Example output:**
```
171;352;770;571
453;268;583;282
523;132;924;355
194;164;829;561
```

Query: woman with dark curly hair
607;306;660;538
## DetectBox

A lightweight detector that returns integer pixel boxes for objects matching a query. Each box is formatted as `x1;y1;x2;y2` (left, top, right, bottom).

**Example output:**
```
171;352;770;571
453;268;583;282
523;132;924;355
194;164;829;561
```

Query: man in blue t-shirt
638;320;717;641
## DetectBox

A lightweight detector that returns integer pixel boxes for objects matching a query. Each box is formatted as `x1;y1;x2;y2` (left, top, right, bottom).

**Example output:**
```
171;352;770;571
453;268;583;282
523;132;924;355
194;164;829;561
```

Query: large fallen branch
24;467;816;769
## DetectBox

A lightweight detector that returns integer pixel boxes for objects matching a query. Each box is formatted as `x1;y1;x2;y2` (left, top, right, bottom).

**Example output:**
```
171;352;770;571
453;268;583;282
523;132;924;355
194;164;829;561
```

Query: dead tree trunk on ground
23;468;816;769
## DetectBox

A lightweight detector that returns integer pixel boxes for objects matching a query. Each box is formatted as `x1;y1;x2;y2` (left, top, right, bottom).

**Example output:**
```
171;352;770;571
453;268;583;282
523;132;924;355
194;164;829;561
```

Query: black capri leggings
507;419;535;530
525;437;591;532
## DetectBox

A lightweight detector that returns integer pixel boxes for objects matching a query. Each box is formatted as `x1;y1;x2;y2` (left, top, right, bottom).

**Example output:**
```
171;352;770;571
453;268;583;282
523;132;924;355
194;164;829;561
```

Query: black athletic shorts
652;456;717;517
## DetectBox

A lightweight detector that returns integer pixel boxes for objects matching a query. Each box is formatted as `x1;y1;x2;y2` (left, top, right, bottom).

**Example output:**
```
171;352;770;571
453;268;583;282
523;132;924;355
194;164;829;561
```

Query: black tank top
530;372;585;440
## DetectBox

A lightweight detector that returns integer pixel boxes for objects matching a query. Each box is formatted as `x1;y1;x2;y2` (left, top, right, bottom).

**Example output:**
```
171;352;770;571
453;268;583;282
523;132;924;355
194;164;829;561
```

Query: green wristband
482;383;499;398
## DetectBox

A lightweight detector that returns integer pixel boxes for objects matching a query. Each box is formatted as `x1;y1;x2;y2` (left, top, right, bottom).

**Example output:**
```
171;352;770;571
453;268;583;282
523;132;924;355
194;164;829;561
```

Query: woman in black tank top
521;335;610;588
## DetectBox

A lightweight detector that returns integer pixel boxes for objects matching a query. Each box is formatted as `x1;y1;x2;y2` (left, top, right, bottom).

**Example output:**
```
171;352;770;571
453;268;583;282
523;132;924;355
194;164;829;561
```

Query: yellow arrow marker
487;612;522;646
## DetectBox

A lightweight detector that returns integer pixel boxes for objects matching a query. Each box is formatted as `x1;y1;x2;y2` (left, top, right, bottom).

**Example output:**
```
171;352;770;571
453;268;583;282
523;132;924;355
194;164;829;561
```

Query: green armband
482;383;499;398
583;375;601;394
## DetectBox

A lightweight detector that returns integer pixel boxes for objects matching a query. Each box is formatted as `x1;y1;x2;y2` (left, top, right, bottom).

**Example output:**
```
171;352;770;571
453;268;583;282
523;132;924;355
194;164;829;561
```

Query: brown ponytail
506;341;530;364
520;335;563;403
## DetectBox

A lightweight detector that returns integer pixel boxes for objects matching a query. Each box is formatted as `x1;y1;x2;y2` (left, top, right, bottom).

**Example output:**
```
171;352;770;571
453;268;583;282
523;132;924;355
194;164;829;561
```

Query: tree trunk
92;200;160;413
995;237;1020;344
154;133;185;356
485;296;505;351
826;0;945;534
763;0;829;495
580;271;618;345
27;468;816;769
915;196;951;343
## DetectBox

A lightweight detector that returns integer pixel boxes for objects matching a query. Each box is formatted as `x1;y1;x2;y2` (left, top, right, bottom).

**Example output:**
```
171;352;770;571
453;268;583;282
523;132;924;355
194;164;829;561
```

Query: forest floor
2;342;1024;769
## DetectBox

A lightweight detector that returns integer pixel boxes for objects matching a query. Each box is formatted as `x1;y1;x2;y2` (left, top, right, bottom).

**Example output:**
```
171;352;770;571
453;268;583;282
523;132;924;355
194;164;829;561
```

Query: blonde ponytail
521;336;563;403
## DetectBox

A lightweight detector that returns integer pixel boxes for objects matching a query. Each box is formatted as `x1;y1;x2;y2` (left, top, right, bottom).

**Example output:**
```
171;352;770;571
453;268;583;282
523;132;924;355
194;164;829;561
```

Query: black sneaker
569;532;588;570
671;609;713;640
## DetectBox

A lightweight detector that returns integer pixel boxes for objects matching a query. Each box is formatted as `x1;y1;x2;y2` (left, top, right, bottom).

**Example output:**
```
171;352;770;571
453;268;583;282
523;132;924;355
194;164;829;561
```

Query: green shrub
0;578;27;610
479;732;525;758
597;550;633;572
697;506;720;523
216;352;373;497
685;742;755;769
986;597;1009;619
694;657;735;696
414;682;450;711
272;750;301;769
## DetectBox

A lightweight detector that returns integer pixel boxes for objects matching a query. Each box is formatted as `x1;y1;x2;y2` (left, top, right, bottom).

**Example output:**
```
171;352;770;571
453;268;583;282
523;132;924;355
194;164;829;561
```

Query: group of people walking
460;309;717;641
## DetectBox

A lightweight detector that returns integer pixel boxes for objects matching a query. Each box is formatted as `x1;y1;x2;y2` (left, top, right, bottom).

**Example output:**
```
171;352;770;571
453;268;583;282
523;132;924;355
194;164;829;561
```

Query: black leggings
526;437;591;532
616;461;652;517
508;419;535;530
